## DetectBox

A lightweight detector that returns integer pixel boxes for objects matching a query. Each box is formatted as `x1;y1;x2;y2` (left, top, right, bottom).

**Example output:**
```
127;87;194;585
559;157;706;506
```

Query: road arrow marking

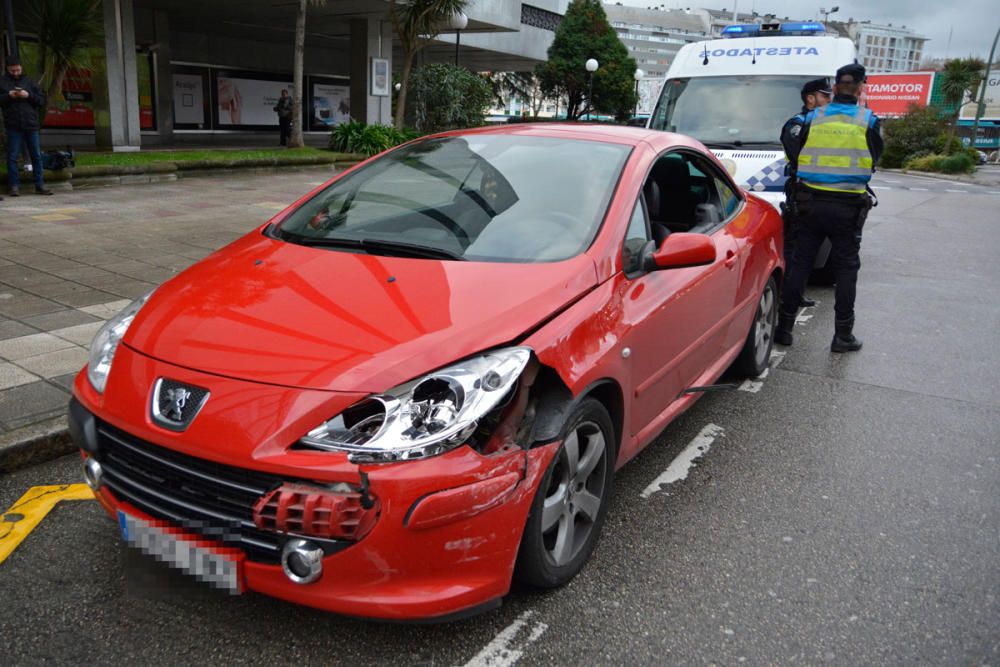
0;485;94;566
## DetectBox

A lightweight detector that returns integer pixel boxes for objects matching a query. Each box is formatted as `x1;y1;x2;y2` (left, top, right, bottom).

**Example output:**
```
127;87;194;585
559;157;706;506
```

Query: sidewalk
0;166;341;467
884;164;1000;189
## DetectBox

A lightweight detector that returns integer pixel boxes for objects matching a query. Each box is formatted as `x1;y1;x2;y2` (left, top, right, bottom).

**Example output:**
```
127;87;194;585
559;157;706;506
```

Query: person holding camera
1;56;53;196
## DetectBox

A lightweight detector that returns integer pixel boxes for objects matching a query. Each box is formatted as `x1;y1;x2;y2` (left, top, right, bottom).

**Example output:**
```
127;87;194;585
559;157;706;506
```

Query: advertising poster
311;82;351;129
17;42;155;130
861;72;934;117
960;74;1000;121
173;73;206;126
216;74;293;127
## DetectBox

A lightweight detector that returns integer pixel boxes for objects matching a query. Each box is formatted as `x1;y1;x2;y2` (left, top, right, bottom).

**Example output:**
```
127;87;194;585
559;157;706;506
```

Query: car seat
648;156;699;233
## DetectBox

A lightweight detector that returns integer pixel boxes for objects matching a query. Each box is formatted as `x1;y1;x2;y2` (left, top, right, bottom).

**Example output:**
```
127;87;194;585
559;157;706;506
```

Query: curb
0;417;74;474
882;167;1000;188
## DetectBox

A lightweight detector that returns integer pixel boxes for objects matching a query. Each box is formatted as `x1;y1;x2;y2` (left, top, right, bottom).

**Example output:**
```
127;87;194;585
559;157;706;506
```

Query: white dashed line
462;610;549;667
871;186;890;190
945;189;968;193
795;312;814;325
640;424;724;498
989;191;1000;195
738;368;768;393
881;179;901;184
909;187;929;191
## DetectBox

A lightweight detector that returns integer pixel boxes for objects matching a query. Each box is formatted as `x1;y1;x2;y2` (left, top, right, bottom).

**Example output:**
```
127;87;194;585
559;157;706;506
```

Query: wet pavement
0;169;997;665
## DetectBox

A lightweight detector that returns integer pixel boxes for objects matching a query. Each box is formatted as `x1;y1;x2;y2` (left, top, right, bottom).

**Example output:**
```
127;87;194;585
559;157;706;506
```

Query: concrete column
94;0;141;151
152;9;173;143
349;18;393;126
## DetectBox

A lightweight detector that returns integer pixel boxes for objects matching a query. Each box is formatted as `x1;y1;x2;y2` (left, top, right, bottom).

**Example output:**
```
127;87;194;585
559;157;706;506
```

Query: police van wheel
735;276;777;377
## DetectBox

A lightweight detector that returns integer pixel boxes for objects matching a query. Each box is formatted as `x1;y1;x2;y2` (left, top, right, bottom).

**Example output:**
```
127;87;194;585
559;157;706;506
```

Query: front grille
94;421;349;563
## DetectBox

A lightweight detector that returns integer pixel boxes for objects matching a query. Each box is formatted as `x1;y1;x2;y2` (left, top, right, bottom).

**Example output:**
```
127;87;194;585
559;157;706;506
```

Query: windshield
276;135;631;263
649;75;819;146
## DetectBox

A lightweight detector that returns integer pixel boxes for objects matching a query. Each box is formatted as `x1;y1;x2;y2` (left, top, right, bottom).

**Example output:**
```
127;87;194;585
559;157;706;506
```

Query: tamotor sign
960;75;1000;121
861;72;934;117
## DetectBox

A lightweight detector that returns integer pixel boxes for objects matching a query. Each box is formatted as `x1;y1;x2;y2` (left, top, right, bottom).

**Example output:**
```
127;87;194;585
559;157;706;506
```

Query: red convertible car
69;124;782;621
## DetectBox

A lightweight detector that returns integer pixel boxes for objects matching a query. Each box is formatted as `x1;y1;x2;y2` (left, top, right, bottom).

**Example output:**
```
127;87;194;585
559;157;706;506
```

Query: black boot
831;318;863;353
800;296;816;308
774;312;796;346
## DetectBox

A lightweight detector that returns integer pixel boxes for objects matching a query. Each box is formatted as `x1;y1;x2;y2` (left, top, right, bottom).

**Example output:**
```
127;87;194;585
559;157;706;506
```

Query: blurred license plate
118;510;244;594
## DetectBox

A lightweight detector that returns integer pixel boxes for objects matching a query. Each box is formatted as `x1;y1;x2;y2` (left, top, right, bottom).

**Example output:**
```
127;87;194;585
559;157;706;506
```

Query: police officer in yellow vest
774;63;882;353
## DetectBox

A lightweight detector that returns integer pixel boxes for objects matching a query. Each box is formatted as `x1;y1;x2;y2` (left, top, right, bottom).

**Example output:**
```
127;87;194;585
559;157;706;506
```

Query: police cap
801;78;832;96
836;63;866;84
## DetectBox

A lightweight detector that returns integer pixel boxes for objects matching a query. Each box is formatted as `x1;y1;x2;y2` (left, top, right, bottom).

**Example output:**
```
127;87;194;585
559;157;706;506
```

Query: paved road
1;169;998;665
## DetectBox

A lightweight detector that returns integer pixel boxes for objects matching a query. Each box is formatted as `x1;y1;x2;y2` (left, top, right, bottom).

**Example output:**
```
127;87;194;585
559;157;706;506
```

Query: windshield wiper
292;236;466;261
703;140;781;150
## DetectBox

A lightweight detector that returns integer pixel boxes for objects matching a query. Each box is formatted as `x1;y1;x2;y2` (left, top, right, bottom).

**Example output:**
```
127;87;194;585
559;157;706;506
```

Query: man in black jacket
1;57;53;196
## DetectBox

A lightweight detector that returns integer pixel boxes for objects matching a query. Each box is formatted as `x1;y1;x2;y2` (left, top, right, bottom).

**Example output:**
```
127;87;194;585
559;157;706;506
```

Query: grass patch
75;147;335;167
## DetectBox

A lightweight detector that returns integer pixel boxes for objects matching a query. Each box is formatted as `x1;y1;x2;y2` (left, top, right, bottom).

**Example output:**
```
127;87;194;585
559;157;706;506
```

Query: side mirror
643;233;716;272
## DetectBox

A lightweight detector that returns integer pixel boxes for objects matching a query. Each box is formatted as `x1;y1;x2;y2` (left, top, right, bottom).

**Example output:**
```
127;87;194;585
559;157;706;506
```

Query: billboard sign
214;72;293;128
861;72;934;117
960;74;1000;121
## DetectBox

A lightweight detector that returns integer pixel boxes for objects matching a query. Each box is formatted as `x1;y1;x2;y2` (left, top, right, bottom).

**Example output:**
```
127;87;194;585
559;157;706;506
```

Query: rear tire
735;275;777;377
514;398;615;589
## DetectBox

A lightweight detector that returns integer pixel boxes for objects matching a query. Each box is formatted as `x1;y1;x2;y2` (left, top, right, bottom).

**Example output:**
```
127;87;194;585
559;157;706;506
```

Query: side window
622;198;650;275
714;176;739;218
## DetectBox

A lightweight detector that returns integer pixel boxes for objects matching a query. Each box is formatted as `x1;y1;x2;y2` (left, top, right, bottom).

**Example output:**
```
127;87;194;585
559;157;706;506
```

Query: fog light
83;458;103;490
281;538;323;584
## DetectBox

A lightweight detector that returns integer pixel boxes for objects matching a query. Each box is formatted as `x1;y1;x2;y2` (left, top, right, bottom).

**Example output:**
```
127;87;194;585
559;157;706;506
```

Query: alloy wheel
540;421;608;567
753;281;776;368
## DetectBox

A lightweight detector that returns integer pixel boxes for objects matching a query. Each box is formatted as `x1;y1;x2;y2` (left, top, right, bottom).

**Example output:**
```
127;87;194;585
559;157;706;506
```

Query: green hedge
329;121;419;156
903;151;976;174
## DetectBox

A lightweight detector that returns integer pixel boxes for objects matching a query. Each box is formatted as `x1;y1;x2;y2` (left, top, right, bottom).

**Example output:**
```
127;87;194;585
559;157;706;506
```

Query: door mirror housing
643;233;716;272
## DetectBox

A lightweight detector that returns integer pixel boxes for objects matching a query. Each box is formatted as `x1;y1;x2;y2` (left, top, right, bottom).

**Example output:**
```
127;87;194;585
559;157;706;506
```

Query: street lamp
633;68;644;118
450;11;468;68
971;25;1000;152
585;58;599;121
820;5;839;26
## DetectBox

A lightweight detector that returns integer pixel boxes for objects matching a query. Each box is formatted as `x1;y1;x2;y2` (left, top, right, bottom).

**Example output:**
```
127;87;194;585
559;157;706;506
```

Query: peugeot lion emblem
151;378;209;431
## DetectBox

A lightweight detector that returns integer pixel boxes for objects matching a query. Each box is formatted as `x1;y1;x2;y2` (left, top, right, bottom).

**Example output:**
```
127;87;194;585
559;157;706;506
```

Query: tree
388;0;468;130
408;63;492;132
535;0;637;120
938;57;986;150
289;0;327;148
25;0;103;127
487;71;549;119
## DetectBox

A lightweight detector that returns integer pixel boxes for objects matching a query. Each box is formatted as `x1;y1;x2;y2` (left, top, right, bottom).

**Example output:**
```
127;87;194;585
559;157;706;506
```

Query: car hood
126;231;597;392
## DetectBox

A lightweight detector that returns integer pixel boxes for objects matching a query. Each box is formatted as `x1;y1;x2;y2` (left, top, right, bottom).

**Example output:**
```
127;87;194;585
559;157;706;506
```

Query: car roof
431;123;704;152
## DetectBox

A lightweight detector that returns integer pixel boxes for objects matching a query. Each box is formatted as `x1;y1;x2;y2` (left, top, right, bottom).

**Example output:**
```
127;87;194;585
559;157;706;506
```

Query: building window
520;4;561;31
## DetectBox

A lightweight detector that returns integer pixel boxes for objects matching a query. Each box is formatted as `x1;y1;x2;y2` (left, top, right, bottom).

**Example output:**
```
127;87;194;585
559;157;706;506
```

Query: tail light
252;483;379;541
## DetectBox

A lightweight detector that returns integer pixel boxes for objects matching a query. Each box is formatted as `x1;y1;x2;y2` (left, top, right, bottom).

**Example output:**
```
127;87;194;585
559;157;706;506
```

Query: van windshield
649;75;819;147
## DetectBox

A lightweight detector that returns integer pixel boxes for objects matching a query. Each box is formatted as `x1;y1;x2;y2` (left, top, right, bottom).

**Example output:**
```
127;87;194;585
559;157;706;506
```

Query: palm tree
389;0;468;130
938;57;986;150
26;0;103;127
289;0;327;148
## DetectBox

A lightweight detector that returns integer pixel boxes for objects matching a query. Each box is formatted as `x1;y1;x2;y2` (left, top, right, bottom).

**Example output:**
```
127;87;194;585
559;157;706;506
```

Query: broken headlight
299;347;531;463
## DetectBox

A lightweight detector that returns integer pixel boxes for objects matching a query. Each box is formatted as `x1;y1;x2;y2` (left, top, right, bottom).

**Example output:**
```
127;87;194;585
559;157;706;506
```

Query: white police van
648;22;858;279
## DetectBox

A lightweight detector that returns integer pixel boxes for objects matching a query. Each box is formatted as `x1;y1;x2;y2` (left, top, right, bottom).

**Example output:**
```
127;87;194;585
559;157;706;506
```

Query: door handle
724;250;738;269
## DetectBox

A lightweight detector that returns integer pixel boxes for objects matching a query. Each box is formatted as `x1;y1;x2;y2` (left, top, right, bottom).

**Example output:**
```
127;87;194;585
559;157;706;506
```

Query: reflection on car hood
125;231;597;392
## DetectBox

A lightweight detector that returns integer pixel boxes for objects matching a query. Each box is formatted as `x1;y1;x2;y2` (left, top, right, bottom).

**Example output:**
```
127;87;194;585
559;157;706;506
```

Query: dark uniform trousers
781;188;869;323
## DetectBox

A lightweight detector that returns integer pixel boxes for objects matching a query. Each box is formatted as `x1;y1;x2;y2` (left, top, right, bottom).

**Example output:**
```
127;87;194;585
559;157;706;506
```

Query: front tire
514;398;615;589
735;275;777;377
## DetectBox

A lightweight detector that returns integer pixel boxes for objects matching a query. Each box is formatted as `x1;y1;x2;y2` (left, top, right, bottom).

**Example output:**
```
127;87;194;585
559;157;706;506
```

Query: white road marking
871;186;891;190
989;191;1000;195
945;189;968;193
909;187;929;191
795;313;813;325
641;424;724;498
769;349;787;369
463;610;549;667
738;368;768;393
881;179;901;184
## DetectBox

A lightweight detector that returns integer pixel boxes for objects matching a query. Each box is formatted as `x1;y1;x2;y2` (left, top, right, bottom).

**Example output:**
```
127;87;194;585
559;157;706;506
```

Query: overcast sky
609;0;999;60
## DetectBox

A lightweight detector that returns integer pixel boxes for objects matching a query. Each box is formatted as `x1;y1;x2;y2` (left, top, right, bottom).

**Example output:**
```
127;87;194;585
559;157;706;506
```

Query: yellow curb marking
30;213;76;222
0;484;95;566
252;201;288;210
51;207;87;214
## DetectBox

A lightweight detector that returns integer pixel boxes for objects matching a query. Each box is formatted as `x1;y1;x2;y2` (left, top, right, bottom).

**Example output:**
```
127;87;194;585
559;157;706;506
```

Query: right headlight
87;291;155;393
299;346;531;463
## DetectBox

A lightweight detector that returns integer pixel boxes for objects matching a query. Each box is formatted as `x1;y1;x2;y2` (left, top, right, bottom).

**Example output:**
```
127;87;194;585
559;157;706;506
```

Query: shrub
329;122;419;156
879;104;946;169
903;151;975;174
408;63;493;133
933;133;964;155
